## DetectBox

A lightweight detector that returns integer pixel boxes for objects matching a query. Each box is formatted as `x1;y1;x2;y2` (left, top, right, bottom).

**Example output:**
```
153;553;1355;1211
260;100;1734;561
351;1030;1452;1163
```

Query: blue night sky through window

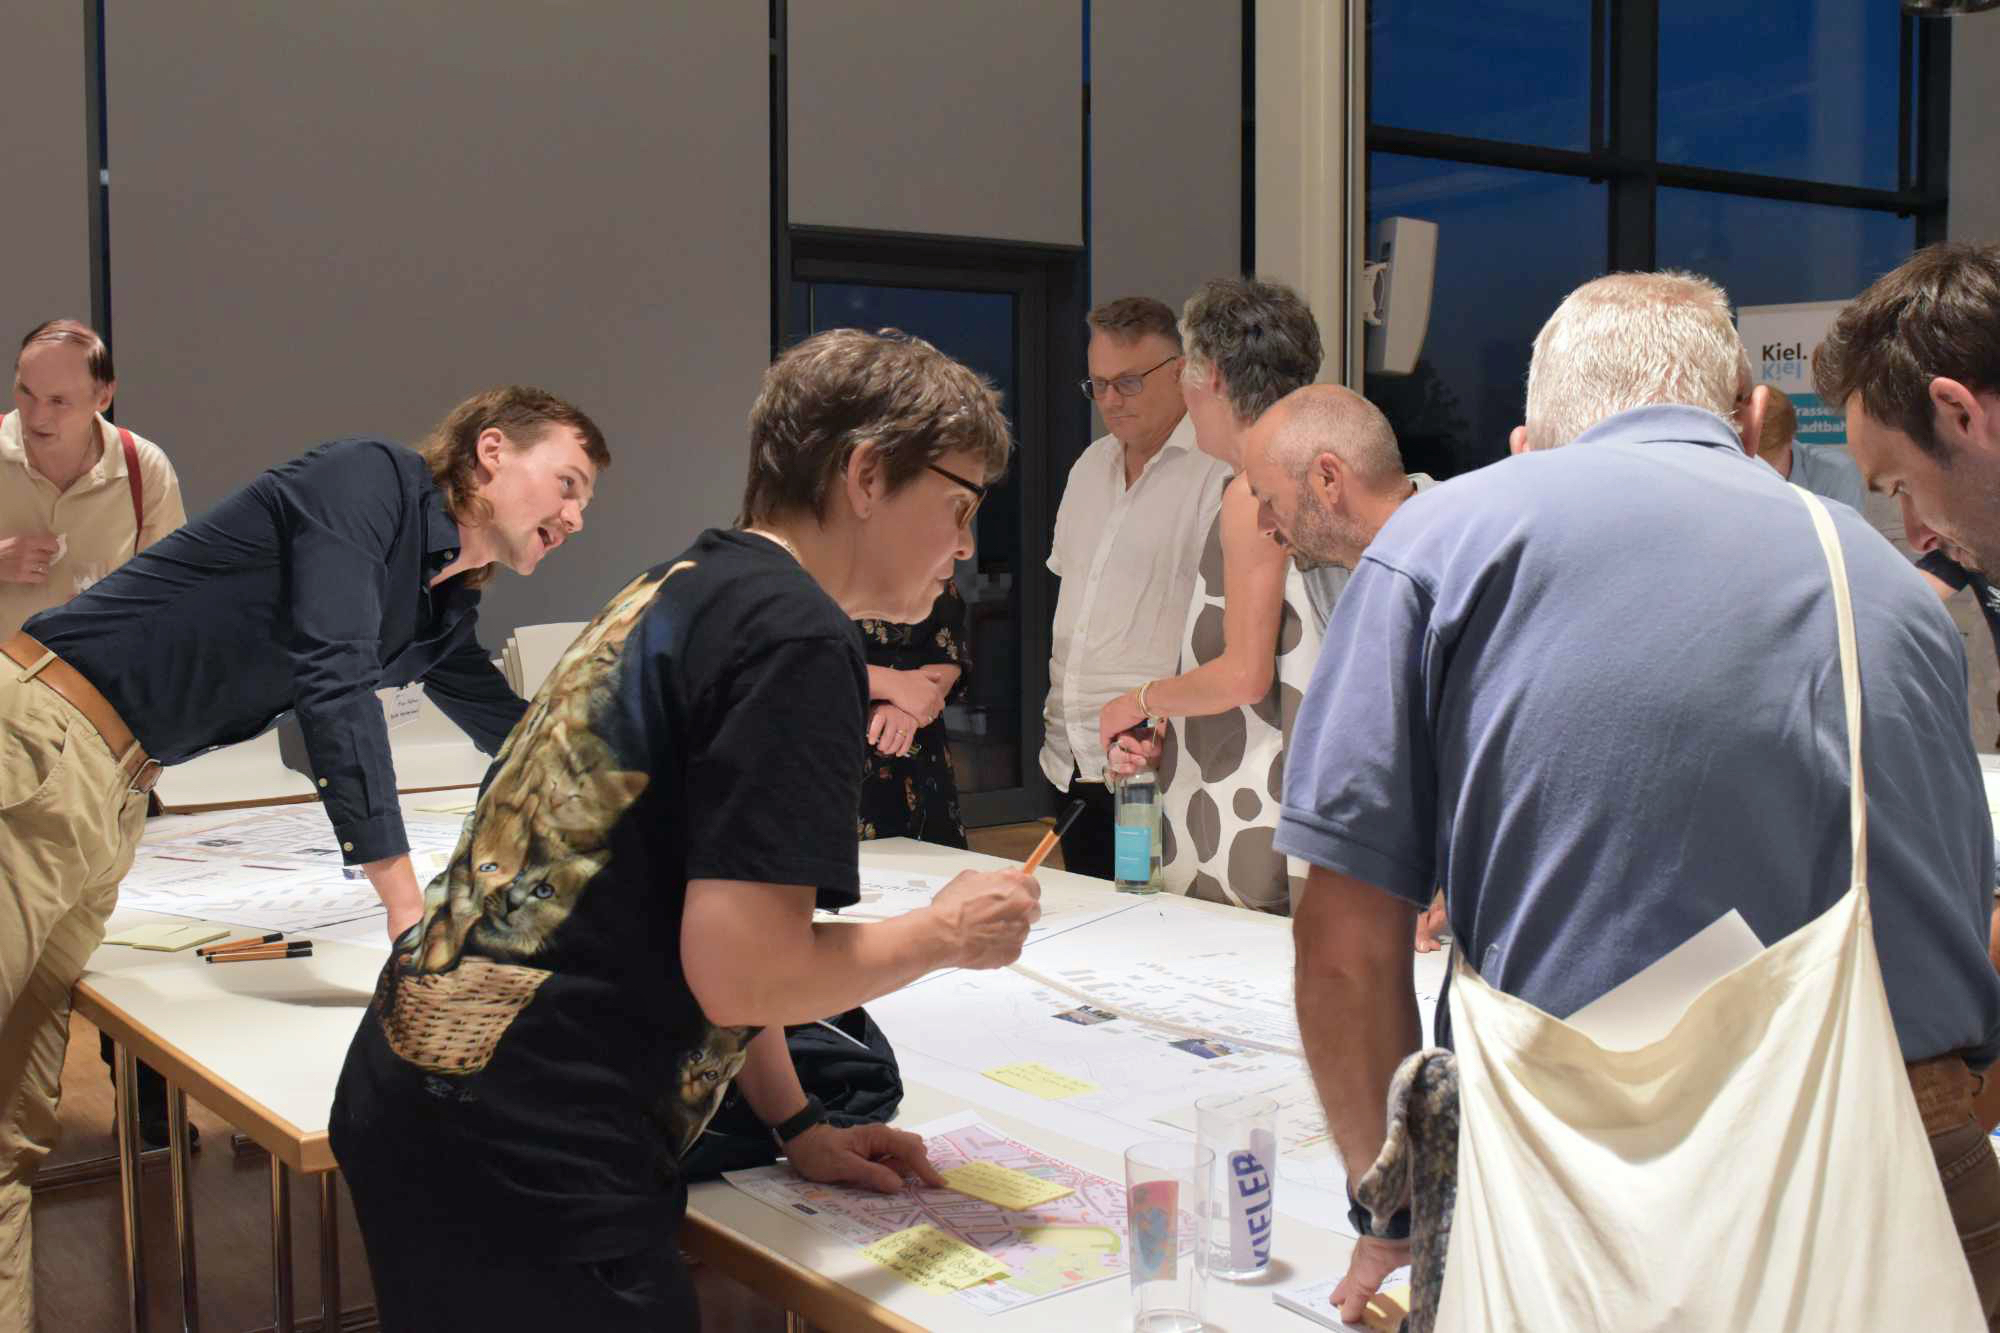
1366;1;1918;475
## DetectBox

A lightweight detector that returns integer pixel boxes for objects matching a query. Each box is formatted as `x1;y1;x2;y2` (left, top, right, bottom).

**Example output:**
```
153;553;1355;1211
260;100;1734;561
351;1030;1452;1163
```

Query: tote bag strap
1791;485;1866;890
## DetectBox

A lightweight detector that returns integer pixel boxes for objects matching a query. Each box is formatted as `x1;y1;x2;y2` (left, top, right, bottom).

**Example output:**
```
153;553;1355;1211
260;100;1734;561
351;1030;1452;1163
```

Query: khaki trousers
0;667;148;1332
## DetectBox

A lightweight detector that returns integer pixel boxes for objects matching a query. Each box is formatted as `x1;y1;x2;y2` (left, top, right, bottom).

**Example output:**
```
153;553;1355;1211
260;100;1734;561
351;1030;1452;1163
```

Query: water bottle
1113;742;1164;894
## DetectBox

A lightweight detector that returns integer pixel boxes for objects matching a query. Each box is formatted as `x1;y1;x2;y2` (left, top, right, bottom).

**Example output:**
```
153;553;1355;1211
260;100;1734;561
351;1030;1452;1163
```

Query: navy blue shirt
1277;405;2000;1066
1919;549;2000;664
26;439;526;863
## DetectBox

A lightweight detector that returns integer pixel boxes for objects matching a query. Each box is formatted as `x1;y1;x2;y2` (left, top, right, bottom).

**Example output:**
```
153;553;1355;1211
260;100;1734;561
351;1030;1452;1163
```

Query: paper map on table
119;809;463;933
726;1112;1128;1313
863;909;1452;1236
828;868;1140;942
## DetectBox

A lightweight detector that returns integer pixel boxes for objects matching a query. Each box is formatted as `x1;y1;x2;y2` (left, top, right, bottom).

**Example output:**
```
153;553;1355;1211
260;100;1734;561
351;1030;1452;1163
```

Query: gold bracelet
1136;680;1157;721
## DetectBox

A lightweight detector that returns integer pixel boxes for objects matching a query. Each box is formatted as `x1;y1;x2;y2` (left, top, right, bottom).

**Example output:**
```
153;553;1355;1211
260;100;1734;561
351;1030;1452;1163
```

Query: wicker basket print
375;957;553;1074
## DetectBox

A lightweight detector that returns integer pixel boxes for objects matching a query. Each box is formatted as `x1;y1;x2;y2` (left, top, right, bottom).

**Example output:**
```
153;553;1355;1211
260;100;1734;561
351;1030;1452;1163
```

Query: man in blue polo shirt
1280;271;2000;1323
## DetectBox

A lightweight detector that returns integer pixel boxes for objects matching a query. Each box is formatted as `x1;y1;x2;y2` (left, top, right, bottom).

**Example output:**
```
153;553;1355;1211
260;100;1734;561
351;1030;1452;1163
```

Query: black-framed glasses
1078;353;1181;401
927;462;988;527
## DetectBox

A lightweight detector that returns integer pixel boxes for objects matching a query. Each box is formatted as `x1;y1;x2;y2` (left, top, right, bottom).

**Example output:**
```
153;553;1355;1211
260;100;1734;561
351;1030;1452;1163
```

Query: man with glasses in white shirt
1040;297;1232;877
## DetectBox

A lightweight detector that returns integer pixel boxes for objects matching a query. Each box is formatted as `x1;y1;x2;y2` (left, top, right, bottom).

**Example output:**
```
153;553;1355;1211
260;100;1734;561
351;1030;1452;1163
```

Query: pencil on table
197;932;284;957
1023;799;1088;875
205;942;313;964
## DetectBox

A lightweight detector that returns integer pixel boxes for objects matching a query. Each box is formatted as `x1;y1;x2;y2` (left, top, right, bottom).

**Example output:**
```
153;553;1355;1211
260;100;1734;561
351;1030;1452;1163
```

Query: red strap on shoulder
120;427;143;539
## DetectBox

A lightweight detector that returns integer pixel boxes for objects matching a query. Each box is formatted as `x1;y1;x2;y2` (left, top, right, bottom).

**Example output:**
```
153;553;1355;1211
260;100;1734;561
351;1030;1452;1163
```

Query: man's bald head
1244;384;1411;570
1261;385;1406;489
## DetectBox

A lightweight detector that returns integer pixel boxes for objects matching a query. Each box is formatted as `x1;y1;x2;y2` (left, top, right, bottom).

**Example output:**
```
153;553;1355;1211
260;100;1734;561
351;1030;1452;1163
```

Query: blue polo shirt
1277;405;2000;1066
1788;442;1867;514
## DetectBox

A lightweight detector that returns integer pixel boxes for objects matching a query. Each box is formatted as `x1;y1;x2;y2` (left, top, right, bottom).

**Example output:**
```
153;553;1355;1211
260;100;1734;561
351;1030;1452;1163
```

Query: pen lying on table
205;941;314;964
197;931;285;957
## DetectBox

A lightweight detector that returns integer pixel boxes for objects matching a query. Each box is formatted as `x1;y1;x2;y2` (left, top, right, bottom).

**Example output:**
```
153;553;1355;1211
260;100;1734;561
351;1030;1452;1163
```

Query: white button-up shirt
1040;413;1231;787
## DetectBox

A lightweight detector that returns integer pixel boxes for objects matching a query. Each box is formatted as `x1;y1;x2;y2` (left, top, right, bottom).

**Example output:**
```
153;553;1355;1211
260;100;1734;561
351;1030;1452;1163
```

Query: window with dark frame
784;229;1089;829
1363;0;1949;478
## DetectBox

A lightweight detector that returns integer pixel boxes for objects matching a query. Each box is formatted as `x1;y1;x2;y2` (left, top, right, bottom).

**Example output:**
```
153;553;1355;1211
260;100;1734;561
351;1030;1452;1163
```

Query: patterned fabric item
1157;507;1323;913
1354;1048;1459;1333
856;586;969;848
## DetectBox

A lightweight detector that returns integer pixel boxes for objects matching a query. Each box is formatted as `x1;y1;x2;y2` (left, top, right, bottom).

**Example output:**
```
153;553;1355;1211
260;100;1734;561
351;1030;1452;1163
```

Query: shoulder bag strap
1791;484;1866;890
119;426;142;540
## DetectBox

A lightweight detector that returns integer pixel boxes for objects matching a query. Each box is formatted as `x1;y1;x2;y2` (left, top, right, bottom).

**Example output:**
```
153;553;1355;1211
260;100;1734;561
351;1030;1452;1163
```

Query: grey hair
1522;271;1746;451
1267;385;1405;487
1179;277;1324;424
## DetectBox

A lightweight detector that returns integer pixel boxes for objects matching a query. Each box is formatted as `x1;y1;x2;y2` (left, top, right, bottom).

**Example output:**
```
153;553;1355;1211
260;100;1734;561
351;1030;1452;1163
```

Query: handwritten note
981;1061;1099;1099
860;1223;1010;1293
940;1160;1075;1211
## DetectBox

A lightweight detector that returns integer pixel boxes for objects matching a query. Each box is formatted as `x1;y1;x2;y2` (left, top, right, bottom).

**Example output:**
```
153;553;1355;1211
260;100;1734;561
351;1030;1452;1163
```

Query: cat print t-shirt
330;530;867;1262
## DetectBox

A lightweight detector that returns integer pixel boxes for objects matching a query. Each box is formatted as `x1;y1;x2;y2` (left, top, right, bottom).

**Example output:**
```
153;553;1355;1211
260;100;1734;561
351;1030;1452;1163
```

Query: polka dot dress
1157;507;1323;914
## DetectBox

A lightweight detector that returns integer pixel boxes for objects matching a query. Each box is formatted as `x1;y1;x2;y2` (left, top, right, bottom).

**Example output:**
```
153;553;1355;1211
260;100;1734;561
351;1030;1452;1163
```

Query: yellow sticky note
981;1061;1099;1099
941;1161;1075;1211
102;922;232;952
860;1223;1010;1293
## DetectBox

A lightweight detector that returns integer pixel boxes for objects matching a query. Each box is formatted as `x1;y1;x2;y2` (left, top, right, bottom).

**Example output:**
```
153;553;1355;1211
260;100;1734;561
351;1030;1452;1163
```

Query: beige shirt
1040;413;1232;787
0;411;187;637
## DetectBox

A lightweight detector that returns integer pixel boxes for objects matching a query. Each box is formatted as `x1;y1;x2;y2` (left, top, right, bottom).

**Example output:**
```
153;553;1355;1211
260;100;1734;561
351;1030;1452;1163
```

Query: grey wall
1950;16;2000;244
1090;2;1241;314
106;1;768;638
790;1;1083;246
0;4;92;336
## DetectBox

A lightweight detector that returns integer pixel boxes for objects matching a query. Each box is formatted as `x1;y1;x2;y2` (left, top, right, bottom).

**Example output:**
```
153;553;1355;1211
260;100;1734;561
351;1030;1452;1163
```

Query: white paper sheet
1566;909;1764;1050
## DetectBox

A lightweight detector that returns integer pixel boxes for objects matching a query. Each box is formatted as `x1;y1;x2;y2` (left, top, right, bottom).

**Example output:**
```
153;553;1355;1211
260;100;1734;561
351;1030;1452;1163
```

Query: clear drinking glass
1124;1140;1211;1332
1195;1092;1278;1280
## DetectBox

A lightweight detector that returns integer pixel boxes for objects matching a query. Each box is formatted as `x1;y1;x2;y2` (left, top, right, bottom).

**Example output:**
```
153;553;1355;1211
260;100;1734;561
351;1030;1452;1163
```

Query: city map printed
726;1113;1129;1313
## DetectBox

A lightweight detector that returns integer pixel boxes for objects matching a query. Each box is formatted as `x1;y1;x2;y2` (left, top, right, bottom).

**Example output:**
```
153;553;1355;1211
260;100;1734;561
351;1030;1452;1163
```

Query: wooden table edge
73;979;332;1174
681;1209;928;1333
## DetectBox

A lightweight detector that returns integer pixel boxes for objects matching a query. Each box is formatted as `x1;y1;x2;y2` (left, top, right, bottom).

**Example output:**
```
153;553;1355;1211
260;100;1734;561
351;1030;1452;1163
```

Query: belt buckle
128;757;162;795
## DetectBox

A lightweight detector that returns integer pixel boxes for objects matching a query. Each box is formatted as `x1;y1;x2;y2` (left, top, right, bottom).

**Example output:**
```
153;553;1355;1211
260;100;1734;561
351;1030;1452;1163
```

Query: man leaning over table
0;385;606;1332
1041;296;1232;878
0;319;184;638
1283;271;2000;1324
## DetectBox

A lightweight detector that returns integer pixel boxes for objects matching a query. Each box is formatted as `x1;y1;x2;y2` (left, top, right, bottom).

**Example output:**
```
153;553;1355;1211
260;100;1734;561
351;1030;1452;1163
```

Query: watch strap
769;1093;827;1145
1347;1190;1412;1241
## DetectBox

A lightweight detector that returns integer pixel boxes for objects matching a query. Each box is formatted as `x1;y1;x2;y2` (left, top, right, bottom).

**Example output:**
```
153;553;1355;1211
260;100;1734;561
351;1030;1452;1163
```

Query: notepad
940;1161;1075;1211
102;922;233;952
1273;1271;1411;1330
861;1223;1010;1293
981;1061;1099;1099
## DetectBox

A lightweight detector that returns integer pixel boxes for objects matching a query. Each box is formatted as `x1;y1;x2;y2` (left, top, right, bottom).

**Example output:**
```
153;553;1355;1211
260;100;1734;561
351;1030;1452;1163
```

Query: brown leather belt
1;631;160;794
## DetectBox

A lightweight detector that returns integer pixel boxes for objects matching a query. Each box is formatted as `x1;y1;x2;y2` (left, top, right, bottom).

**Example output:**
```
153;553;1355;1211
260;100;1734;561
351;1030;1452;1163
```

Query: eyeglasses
1078;353;1181;402
927;462;987;528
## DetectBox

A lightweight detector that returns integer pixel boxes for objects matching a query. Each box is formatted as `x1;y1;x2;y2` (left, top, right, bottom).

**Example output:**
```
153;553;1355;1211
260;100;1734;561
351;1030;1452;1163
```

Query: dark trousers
1051;772;1116;881
1913;1054;2000;1329
344;1155;698;1331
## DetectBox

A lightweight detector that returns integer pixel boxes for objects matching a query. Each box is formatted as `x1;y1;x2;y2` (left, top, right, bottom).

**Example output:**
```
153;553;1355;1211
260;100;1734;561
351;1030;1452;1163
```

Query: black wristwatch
1347;1188;1412;1241
769;1093;828;1146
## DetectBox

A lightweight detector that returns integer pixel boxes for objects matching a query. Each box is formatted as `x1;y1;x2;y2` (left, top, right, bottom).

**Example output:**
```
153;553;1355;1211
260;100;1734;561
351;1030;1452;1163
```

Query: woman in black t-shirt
331;330;1044;1332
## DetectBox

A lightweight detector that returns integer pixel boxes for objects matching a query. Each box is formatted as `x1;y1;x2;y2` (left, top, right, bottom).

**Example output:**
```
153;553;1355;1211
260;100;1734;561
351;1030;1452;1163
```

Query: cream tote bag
1435;487;1982;1331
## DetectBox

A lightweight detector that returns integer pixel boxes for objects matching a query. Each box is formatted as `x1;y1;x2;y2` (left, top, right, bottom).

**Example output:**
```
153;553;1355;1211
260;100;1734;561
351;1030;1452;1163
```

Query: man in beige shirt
1;319;184;638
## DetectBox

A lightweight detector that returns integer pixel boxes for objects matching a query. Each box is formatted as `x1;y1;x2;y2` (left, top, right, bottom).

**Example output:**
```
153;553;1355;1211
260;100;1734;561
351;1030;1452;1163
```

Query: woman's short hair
417;386;609;587
740;328;1012;527
1179;278;1324;424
